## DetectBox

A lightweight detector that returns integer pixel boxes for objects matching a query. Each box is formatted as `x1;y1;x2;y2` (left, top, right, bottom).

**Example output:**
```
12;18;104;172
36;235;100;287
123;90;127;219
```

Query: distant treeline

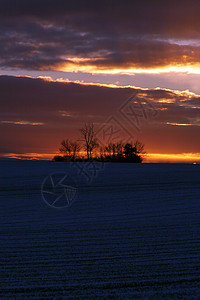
53;123;145;163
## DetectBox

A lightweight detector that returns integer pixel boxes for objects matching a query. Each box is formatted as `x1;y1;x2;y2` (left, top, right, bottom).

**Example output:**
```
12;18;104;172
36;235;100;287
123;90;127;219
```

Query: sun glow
2;152;200;163
58;60;200;75
2;153;57;160
146;153;200;163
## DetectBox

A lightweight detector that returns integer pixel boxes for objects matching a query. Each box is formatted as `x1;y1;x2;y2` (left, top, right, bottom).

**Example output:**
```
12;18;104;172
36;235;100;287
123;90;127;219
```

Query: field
1;161;200;299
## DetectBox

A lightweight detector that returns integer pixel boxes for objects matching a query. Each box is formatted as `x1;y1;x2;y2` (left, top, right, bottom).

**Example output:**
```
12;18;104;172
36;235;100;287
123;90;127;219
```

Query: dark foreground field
1;161;200;299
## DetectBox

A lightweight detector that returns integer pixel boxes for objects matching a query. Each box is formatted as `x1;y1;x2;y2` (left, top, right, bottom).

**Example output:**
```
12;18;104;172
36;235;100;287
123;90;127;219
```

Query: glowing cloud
1;120;44;126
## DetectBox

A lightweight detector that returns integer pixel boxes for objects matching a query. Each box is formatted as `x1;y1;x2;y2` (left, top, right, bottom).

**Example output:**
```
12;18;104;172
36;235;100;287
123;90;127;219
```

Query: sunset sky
1;0;200;162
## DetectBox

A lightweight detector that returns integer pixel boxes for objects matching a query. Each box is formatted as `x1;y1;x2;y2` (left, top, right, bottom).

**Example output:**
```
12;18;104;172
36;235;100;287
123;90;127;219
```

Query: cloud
1;1;200;72
164;122;199;127
0;75;200;156
1;120;44;126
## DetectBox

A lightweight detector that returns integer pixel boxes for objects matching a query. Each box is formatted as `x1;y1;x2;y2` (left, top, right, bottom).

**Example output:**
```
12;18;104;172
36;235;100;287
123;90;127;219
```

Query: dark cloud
1;1;200;71
1;1;200;32
0;75;200;155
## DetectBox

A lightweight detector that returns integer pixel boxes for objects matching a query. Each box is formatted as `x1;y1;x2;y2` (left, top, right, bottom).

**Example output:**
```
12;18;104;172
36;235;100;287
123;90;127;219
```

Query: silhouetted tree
59;139;72;157
123;142;144;162
59;139;80;160
80;122;99;159
105;141;124;159
115;141;124;158
105;143;115;158
99;145;106;159
134;140;145;155
123;143;134;160
54;125;145;163
70;141;81;159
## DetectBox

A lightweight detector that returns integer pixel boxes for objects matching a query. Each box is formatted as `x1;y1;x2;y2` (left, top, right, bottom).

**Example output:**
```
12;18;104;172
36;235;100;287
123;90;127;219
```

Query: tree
115;141;124;158
134;140;145;155
123;141;144;162
59;139;72;157
123;143;134;160
99;146;106;159
59;139;80;160
80;122;99;159
105;141;124;159
70;141;80;159
105;143;115;158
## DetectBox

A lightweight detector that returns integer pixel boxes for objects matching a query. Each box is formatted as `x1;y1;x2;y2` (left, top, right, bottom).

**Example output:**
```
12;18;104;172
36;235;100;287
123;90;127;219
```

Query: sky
0;0;200;162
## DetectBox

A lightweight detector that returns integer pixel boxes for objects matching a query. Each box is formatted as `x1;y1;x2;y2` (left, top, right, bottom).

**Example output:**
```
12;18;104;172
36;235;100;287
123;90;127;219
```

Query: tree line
53;123;145;163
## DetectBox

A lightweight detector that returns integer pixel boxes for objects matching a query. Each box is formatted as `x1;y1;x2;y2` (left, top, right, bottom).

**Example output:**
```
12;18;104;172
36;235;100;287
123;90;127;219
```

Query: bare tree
115;141;124;157
59;139;72;157
134;140;145;155
70;141;81;159
105;143;113;157
99;146;106;158
80;122;99;159
105;141;124;158
59;139;80;159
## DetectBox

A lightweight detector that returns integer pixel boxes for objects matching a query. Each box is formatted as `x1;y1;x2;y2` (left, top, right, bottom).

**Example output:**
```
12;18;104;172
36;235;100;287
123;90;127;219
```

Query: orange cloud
58;62;200;75
1;120;44;126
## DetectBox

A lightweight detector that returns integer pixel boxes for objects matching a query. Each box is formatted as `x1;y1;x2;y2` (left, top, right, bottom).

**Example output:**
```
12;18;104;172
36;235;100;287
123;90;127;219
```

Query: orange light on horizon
1;153;57;160
146;153;200;163
1;152;200;163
